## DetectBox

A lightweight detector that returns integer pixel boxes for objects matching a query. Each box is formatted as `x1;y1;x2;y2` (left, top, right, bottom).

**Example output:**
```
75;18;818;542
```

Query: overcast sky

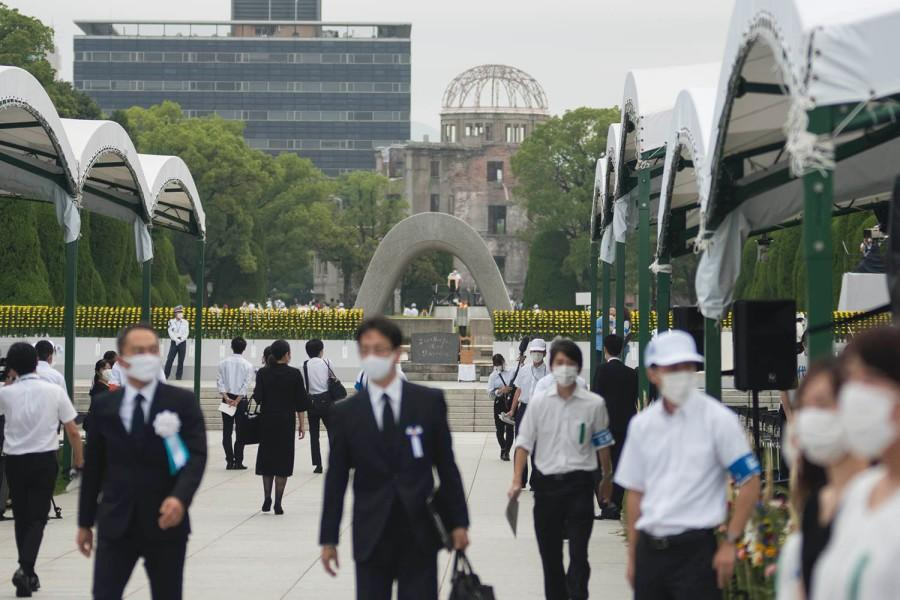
12;0;735;138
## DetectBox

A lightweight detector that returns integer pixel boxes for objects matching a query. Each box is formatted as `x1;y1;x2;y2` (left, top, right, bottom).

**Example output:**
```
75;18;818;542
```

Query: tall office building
73;13;410;175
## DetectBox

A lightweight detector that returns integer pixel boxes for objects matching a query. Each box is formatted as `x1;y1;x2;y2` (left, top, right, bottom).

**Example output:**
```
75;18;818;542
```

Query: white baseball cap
527;338;547;353
645;330;704;367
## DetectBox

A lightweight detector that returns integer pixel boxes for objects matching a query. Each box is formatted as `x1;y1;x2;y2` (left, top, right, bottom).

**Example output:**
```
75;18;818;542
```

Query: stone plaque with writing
411;333;459;364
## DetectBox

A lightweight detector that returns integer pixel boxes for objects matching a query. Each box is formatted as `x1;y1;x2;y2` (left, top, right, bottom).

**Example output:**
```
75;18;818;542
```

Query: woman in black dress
254;340;309;514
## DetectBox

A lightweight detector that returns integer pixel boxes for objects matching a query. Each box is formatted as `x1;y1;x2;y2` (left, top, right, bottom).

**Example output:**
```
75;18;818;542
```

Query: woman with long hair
812;327;900;599
89;359;114;398
253;340;309;514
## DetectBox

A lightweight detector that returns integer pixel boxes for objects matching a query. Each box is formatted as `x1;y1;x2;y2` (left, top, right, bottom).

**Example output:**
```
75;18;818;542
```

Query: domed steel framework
441;64;549;114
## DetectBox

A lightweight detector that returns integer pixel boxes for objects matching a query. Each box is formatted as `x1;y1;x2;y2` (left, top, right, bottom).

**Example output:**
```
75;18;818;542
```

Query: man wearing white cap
615;330;761;599
164;306;189;380
506;338;548;487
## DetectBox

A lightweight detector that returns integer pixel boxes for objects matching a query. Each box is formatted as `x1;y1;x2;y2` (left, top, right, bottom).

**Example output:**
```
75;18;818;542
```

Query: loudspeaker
733;300;797;391
888;176;900;321
672;306;704;354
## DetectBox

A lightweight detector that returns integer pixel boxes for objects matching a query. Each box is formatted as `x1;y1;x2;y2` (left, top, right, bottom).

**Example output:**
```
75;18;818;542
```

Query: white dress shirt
533;372;587;398
811;466;900;600
110;361;167;386
0;374;77;455
36;360;67;391
366;374;403;431
487;368;514;397
513;362;548;405
168;318;189;344
514;385;613;475
216;353;255;397
119;379;159;433
305;357;334;395
614;391;759;536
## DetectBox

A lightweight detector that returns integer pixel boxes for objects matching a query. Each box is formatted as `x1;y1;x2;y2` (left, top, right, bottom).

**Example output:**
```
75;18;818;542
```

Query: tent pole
615;241;625;343
589;240;599;385
804;107;835;359
656;268;670;332
141;259;152;323
62;238;78;470
704;317;721;400
193;239;205;400
601;260;611;359
637;169;651;402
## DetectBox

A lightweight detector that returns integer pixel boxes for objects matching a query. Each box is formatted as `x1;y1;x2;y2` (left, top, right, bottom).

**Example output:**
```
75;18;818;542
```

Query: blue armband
728;453;761;485
591;428;614;448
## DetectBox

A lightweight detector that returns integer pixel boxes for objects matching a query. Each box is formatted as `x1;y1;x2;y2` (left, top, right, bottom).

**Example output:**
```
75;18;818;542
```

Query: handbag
449;551;495;600
235;398;261;446
326;363;347;400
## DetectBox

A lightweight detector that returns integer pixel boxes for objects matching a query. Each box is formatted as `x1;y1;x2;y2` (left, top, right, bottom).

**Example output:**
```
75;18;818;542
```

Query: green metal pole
615;242;626;335
602;260;611;356
193;239;205;400
63;238;78;470
141;259;152;323
637;169;651;402
589;241;599;385
804;107;835;359
657;269;671;332
705;317;722;400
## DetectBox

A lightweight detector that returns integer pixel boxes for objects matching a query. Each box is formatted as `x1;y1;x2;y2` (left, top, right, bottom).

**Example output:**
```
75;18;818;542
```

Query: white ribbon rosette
153;410;189;474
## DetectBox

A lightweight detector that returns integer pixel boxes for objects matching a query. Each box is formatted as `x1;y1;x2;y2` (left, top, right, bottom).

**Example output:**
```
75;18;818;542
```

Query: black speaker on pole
888;176;900;322
672;306;704;354
733;300;797;391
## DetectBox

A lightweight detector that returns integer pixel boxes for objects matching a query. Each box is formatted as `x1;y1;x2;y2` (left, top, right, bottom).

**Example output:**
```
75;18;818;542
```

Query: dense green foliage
523;230;579;309
512;107;621;289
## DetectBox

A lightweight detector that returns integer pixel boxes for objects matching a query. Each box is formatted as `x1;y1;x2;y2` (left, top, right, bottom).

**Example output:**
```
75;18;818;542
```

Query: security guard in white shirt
216;336;255;470
34;340;66;391
509;339;614;600
506;338;549;486
164;305;189;380
615;330;762;599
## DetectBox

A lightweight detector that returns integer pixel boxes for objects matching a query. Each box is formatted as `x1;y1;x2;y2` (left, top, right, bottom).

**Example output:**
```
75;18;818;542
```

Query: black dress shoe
262;498;272;512
233;464;248;470
28;574;39;592
226;463;234;470
12;568;31;597
602;506;622;521
500;451;510;461
274;504;284;515
313;465;323;474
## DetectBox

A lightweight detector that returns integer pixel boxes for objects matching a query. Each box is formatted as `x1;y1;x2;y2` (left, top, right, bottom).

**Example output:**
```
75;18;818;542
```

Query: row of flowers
493;309;888;341
0;306;364;340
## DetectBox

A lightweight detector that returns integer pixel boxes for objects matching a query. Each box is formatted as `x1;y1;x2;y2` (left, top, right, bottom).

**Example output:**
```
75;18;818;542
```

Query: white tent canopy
695;0;900;319
598;123;621;264
655;88;716;261
0;66;206;258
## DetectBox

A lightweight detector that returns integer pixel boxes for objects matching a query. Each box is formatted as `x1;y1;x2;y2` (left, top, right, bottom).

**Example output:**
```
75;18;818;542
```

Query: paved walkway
0;432;630;599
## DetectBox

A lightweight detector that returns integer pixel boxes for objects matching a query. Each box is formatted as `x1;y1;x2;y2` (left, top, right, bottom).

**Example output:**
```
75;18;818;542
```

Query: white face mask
101;369;113;382
552;365;579;387
493;366;503;373
795;407;849;467
361;354;395;382
531;352;544;365
659;371;695;406
123;353;161;384
839;381;898;459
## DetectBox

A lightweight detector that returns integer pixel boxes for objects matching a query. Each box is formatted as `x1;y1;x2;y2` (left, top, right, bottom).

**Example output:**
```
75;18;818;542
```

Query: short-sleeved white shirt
514;385;614;475
812;467;900;600
487;369;514;396
614;390;759;536
514;362;548;405
0;374;78;455
36;360;66;391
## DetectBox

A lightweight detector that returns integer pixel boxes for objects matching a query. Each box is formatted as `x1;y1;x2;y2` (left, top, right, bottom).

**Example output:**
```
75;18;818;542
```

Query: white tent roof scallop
140;154;205;239
695;0;900;319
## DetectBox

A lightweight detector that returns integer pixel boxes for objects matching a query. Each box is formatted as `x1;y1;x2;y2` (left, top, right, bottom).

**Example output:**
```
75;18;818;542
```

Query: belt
641;528;714;551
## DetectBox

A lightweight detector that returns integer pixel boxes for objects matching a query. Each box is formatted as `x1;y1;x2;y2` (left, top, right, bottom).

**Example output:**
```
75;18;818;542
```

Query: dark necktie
131;393;146;437
381;393;397;444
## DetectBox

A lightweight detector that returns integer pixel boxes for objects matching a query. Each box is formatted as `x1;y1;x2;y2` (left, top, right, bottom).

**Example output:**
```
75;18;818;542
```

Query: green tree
0;200;53;304
523;230;579;309
401;252;454;309
512;107;620;287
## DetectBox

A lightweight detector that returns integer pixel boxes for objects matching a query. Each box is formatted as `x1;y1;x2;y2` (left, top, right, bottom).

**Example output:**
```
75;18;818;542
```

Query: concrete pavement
0;432;630;599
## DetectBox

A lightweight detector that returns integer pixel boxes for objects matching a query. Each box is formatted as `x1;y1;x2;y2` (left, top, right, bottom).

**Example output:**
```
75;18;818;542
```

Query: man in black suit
319;316;470;600
591;334;638;520
77;324;207;600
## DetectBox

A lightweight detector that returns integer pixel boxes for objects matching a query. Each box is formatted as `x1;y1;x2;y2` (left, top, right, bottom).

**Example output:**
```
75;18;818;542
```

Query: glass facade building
73;21;411;175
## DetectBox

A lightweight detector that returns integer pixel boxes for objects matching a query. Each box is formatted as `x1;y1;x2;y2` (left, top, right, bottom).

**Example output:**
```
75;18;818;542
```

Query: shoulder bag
235;397;261;446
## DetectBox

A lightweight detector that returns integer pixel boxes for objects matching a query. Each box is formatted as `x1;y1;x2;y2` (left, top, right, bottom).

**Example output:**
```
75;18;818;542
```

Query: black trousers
634;530;719;600
610;438;626;508
5;451;57;575
533;476;595;600
222;396;248;466
493;400;514;453
309;407;333;468
514;403;530;485
355;501;437;600
164;341;186;379
93;531;187;600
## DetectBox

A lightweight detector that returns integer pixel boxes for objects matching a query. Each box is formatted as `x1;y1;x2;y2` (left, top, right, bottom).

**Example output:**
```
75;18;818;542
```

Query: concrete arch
355;212;513;316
